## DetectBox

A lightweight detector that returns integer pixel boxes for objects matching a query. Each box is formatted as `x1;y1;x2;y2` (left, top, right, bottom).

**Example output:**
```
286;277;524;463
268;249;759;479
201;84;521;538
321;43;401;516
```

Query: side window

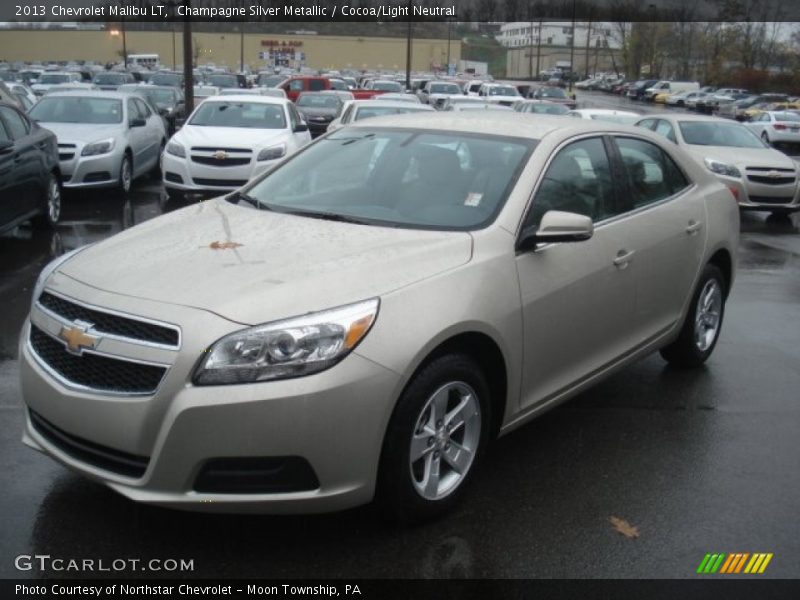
0;106;30;140
135;98;151;118
287;104;299;130
637;118;656;130
341;105;354;123
0;120;10;143
289;80;304;92
127;99;141;124
615;137;690;210
525;137;615;229
654;120;677;144
309;79;326;92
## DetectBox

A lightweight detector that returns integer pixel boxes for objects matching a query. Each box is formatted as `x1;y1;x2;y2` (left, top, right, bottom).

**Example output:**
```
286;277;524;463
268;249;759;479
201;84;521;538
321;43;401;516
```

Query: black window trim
0;104;31;140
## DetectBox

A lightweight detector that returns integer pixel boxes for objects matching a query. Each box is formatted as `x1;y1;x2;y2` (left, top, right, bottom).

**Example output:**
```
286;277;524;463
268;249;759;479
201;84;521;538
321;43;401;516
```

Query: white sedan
327;100;434;133
743;111;800;147
161;95;311;198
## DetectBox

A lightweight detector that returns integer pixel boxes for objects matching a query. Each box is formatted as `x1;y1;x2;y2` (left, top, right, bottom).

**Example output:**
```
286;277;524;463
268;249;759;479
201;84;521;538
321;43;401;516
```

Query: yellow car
654;91;672;103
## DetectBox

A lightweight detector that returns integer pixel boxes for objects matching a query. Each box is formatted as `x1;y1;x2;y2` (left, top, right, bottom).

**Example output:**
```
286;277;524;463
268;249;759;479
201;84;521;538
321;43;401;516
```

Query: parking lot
1;90;798;579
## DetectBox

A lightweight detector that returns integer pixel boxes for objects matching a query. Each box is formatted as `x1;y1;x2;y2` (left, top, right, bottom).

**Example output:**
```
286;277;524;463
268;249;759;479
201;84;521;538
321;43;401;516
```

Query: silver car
28;91;166;193
20;114;738;522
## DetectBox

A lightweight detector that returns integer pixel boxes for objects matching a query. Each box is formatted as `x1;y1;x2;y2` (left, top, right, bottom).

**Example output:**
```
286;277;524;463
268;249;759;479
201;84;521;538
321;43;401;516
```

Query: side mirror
0;140;13;154
293;123;309;133
516;210;594;252
130;117;146;128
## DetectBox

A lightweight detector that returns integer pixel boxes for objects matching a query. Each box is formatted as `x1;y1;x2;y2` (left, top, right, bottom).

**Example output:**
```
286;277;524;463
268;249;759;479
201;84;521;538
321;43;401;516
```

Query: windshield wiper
226;190;268;209
283;209;371;225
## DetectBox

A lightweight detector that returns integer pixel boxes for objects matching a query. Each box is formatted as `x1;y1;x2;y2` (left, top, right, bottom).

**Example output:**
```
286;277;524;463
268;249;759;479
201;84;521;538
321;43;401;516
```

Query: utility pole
405;2;413;90
239;0;245;74
528;18;533;79
535;20;542;81
182;0;193;115
568;0;576;93
446;18;452;75
121;18;128;69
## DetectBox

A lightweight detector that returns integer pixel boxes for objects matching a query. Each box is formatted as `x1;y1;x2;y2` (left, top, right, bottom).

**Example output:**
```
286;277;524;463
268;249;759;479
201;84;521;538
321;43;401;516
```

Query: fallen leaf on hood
209;241;243;250
609;516;640;539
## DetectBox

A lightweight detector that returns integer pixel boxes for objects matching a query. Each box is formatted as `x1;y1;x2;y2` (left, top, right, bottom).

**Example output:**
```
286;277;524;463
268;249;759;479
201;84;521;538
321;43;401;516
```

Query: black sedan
295;92;344;138
118;84;186;135
0;102;61;234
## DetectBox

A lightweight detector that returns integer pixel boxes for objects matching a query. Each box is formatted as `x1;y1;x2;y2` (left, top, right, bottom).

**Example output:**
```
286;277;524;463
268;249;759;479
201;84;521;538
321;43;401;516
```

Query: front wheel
117;153;132;196
377;354;490;524
660;264;726;368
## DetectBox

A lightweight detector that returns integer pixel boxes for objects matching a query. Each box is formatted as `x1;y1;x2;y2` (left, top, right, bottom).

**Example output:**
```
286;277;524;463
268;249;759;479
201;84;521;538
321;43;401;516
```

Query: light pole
405;2;413;90
446;19;452;75
121;18;128;69
239;0;245;74
568;0;576;93
182;0;193;115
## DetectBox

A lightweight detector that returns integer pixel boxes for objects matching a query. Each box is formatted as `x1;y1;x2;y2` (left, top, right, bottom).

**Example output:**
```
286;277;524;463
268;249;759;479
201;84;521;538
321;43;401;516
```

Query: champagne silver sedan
20;114;739;522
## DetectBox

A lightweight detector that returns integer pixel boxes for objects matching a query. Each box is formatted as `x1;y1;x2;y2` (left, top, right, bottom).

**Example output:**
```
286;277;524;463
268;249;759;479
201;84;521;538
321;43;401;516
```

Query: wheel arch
708;248;733;299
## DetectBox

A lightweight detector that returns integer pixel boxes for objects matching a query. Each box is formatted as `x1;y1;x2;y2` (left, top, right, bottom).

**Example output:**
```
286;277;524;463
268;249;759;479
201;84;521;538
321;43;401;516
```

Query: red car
279;77;384;102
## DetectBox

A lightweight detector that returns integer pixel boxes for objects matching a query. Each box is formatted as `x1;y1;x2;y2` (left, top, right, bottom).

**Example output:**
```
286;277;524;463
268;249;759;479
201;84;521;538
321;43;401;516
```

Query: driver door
515;136;638;411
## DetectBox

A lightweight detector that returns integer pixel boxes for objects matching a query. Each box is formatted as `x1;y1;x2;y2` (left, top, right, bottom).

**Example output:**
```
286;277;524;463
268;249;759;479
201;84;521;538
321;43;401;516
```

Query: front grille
192;177;248;187
747;175;796;185
746;167;795;172
58;144;76;161
30;325;167;394
59;153;75;161
191;156;251;167
38;292;179;347
29;409;149;478
191;146;250;152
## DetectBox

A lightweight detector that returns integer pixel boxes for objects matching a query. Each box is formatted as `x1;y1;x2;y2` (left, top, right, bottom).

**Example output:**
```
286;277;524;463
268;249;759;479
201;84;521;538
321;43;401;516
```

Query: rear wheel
32;171;61;229
660;264;726;368
377;354;490;523
151;140;165;178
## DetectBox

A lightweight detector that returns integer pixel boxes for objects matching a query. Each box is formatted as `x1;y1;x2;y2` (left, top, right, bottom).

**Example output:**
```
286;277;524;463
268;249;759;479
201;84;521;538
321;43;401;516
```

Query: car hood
683;145;797;170
36;122;122;142
175;125;288;148
59;199;474;325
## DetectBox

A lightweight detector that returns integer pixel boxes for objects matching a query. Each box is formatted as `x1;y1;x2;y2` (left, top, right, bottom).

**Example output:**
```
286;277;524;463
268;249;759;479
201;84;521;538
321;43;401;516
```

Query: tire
117;153;132;196
660;264;726;368
377;353;491;524
32;171;61;230
761;131;770;144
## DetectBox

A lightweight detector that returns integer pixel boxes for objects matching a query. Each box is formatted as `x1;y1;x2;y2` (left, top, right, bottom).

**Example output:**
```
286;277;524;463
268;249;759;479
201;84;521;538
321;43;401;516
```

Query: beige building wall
0;30;460;72
506;45;621;78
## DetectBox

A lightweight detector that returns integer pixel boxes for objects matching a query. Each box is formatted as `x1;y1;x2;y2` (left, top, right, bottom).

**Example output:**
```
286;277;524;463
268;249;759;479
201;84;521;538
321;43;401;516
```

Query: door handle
613;249;635;268
686;220;703;235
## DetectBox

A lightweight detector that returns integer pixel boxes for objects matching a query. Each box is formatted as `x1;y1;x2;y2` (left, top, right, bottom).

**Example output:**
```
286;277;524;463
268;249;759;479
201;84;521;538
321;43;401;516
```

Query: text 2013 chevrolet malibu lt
20;114;738;522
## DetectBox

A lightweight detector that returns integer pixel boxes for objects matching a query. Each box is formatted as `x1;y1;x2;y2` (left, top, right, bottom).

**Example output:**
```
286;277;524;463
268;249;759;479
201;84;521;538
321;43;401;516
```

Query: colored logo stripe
697;553;773;574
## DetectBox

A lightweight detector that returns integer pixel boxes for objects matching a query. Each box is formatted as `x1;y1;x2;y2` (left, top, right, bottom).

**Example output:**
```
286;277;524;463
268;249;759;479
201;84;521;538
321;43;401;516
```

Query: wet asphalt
0;93;798;579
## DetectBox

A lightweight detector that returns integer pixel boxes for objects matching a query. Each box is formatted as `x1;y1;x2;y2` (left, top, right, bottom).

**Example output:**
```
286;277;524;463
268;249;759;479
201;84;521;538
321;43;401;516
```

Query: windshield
538;88;567;99
296;95;341;109
29;96;123;124
489;86;519;96
189;101;286;129
526;103;569;114
142;89;177;106
590;114;639;124
354;106;428;121
679;121;766;148
772;112;800;122
39;74;70;84
93;73;126;84
371;81;401;92
258;74;284;87
429;83;461;95
244;128;536;230
151;73;182;86
207;74;238;88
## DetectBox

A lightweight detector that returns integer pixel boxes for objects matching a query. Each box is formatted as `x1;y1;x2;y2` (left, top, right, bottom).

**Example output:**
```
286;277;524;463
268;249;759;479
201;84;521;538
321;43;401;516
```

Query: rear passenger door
610;136;705;340
516;136;638;411
0;105;38;221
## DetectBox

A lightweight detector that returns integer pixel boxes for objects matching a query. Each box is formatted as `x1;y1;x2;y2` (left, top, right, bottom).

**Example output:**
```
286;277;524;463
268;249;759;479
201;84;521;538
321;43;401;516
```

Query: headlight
193;298;379;385
81;138;115;156
704;158;741;178
166;141;186;158
257;143;287;162
31;245;91;310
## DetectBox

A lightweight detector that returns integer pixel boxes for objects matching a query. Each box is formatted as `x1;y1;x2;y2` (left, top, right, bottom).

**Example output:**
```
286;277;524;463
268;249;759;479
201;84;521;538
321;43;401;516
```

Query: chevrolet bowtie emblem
213;150;228;160
59;324;98;355
767;171;781;178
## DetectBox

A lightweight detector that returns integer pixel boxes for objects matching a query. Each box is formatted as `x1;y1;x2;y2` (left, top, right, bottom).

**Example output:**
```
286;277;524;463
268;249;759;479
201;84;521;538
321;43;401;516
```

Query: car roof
573;109;639;116
199;94;288;105
352;100;433;110
38;90;133;99
349;112;650;139
654;114;738;123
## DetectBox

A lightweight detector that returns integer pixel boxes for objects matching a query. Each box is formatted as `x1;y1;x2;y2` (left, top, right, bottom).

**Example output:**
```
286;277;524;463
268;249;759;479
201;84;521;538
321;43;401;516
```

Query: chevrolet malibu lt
20;114;738;522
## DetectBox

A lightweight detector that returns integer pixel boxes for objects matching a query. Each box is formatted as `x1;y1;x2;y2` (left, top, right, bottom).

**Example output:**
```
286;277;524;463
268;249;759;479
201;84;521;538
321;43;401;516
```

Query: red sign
260;40;303;47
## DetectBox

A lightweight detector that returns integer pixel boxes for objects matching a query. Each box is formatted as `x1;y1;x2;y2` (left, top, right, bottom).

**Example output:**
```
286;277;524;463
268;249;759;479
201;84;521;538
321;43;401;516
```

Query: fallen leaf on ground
209;241;243;250
609;516;640;539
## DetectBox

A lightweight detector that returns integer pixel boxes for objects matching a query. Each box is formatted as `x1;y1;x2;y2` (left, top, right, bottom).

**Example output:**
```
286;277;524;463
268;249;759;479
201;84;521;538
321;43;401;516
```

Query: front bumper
19;281;401;513
719;172;800;212
58;146;123;189
162;152;280;193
